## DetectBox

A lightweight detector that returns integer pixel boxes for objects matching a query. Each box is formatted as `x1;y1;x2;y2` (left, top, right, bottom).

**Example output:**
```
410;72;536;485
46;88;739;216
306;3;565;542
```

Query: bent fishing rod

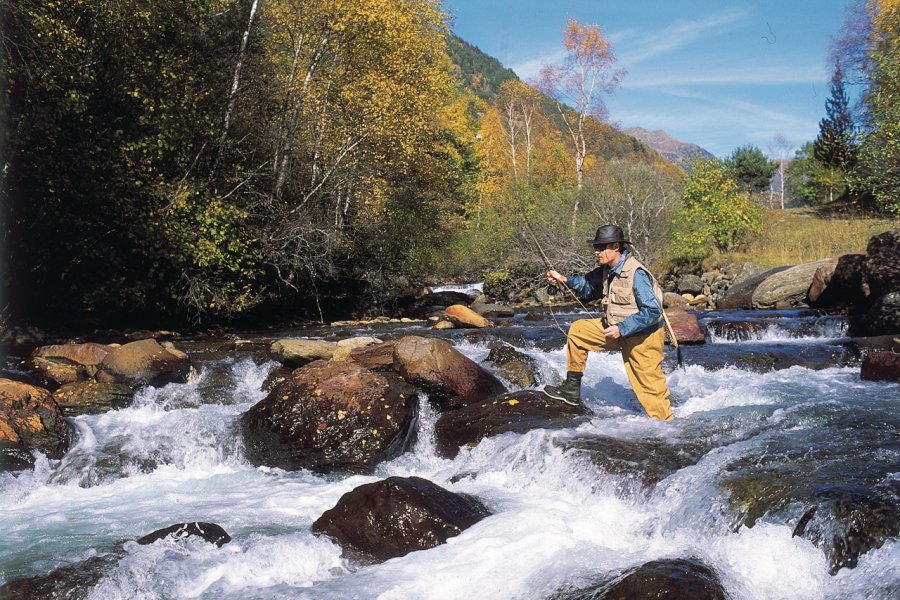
521;221;684;369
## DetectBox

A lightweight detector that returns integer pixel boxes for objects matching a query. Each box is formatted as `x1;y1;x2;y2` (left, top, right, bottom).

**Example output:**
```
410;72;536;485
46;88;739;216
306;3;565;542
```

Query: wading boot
542;372;583;406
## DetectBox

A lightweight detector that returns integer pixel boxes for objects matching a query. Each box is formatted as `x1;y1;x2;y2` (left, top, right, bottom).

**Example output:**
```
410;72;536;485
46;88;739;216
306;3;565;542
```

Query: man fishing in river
542;224;674;421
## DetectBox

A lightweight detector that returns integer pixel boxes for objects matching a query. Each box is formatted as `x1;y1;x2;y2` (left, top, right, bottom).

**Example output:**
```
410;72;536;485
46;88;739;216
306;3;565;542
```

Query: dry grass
707;208;898;269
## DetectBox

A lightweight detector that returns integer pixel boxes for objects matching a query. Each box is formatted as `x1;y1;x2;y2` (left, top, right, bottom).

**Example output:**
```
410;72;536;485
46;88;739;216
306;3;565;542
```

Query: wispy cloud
622;64;828;88
616;8;750;65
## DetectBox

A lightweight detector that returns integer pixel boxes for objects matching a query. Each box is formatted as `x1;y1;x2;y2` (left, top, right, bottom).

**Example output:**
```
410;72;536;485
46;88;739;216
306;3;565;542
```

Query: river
1;307;898;599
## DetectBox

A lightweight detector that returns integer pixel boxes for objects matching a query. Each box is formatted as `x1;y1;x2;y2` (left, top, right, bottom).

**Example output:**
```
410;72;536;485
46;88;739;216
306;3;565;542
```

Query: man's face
593;242;621;267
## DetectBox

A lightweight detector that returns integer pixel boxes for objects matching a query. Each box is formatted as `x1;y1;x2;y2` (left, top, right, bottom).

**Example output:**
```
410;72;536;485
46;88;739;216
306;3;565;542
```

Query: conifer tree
813;65;857;171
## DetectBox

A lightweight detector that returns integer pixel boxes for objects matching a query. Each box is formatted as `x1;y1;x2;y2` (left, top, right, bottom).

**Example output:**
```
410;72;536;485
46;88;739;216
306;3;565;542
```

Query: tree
852;0;900;213
725;145;777;195
814;64;858;171
537;18;623;233
585;159;683;265
672;158;763;263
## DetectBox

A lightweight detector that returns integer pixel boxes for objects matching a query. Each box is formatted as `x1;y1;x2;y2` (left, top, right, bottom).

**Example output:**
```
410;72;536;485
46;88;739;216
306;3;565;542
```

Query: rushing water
1;309;898;599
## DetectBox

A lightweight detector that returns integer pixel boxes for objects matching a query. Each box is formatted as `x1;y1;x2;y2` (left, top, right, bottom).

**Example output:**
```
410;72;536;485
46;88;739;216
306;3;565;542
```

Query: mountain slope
624;127;714;169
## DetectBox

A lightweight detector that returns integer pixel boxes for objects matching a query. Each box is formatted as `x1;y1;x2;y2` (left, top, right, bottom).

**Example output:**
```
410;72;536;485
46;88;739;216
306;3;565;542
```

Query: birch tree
537;18;623;234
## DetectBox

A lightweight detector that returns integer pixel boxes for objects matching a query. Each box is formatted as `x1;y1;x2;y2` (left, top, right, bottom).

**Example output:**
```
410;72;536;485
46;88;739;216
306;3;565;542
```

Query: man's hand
546;270;567;287
603;325;621;340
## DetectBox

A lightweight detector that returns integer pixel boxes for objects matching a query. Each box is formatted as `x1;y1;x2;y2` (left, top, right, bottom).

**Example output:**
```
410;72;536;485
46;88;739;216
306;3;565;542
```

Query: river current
1;307;898;599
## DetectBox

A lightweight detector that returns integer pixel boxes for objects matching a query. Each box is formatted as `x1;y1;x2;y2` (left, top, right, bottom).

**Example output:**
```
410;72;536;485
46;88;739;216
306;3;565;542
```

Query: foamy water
1;315;899;599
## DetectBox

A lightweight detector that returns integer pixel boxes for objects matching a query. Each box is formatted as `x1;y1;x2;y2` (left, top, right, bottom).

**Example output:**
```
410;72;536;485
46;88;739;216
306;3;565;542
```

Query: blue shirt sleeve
616;268;663;337
565;267;605;301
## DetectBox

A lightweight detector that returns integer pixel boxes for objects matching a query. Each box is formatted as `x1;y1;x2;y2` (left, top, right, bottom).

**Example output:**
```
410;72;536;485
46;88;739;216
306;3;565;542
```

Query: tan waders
565;319;673;421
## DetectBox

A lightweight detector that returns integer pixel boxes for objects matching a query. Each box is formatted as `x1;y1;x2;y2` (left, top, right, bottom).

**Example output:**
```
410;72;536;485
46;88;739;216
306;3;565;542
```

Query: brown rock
332;337;381;362
52;381;134;415
312;476;489;561
29;342;112;386
97;338;192;387
863;228;900;299
0;378;70;459
444;305;492;328
346;341;397;371
268;339;336;367
242;361;418;472
860;350;900;382
807;257;840;305
664;310;706;344
566;558;727;600
663;292;690;310
434;390;590;458
393;336;506;410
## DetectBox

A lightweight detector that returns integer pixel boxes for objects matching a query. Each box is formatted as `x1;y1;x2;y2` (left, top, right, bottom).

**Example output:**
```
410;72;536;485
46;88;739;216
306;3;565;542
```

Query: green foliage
672;158;763;263
725;145;777;194
851;0;900;214
786;142;848;205
814;65;858;170
445;34;518;99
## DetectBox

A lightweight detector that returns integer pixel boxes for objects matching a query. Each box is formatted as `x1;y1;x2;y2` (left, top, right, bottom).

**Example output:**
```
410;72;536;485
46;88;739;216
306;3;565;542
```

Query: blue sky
442;0;854;158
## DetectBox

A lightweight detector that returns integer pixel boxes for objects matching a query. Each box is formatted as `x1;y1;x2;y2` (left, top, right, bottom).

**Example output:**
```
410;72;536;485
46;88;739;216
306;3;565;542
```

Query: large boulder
663;310;706;344
393;336;506;410
0;379;70;459
863;228;900;299
554;558;727;600
96;339;191;387
242;360;418;472
434;390;591;458
716;266;791;309
807;257;840;306
52;381;134;415
752;259;834;309
852;290;900;337
663;292;690;310
268;338;336;367
444;304;492;328
810;253;867;308
29;342;111;387
312;476;490;561
676;274;704;295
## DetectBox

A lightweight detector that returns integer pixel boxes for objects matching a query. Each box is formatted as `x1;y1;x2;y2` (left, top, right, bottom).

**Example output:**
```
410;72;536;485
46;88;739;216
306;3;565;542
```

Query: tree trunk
213;0;259;177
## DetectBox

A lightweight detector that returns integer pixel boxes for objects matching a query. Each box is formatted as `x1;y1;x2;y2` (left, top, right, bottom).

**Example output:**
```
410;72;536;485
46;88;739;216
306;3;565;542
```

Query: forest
2;0;897;329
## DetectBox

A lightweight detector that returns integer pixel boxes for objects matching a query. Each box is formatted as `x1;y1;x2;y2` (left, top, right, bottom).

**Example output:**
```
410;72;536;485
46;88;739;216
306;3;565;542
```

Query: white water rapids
1;321;898;599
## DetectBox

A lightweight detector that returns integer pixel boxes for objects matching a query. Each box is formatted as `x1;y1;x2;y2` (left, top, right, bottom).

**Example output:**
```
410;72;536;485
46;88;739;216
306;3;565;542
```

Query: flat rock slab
434;390;591;458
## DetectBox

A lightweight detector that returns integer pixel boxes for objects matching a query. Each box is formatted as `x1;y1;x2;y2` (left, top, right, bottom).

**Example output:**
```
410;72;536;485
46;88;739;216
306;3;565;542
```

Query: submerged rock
559;434;707;488
242;360;418;472
52;381;134;415
484;341;541;388
553;558;727;600
0;378;70;459
137;522;231;547
434;390;591;458
720;411;900;574
0;554;119;599
392;336;506;410
312;476;490;561
0;440;35;472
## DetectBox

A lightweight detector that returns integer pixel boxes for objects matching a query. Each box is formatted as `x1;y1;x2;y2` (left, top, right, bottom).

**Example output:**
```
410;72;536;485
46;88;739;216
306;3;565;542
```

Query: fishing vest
601;255;664;326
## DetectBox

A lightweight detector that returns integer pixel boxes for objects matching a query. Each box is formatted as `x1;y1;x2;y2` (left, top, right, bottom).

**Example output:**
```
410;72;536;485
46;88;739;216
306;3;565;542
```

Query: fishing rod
522;221;684;369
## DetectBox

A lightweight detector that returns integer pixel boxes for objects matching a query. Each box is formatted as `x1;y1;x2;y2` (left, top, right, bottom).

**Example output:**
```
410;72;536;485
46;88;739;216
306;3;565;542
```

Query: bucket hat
587;225;630;246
